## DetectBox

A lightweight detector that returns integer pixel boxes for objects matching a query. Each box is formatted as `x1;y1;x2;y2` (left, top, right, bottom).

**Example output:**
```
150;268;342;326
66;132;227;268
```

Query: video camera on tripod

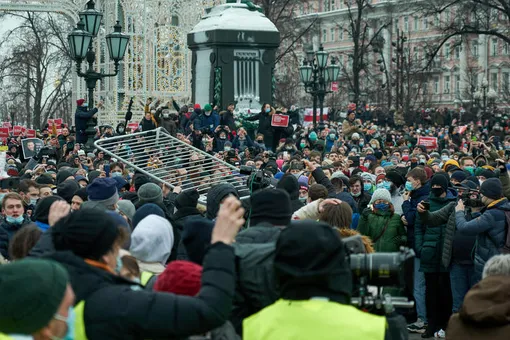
239;165;279;192
343;235;415;315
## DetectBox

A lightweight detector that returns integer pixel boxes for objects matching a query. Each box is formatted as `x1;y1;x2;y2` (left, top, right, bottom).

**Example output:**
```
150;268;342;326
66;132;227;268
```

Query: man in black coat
47;198;245;339
74;99;100;144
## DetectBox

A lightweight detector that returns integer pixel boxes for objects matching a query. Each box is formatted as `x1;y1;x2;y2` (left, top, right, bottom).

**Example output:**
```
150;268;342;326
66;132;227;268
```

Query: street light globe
473;90;482;100
106;21;130;61
487;88;498;99
481;78;489;88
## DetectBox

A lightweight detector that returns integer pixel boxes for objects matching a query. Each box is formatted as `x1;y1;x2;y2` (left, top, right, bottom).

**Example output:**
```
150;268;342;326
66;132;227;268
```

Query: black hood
276;174;300;200
206;184;239;220
274;220;352;304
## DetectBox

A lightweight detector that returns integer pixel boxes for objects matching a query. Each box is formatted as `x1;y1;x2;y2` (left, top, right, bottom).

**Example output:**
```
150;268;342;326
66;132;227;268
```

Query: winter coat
220;110;236;132
232;135;254;151
391;191;404;216
500;171;510;200
28;231;55;258
47;242;236;340
342;118;362;139
194;112;220;133
420;203;477;268
353;191;371;215
246;111;274;140
415;189;458;273
402;182;430;251
174;207;202;261
446;275;510;340
236;225;281;244
140;117;156;131
75;106;98;143
0;218;30;259
358;209;407;252
455;198;510;282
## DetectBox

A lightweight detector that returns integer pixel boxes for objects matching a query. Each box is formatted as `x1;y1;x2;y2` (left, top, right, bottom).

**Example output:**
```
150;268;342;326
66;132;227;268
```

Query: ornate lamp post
299;45;340;129
68;0;129;151
9;106;15;127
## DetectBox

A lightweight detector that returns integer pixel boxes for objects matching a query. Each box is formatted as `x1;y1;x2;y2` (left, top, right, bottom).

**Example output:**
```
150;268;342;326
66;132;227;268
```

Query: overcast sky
0;15;21;37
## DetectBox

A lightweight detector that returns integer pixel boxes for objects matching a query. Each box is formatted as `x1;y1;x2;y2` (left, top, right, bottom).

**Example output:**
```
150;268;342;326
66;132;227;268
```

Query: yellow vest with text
243;299;386;340
140;271;155;286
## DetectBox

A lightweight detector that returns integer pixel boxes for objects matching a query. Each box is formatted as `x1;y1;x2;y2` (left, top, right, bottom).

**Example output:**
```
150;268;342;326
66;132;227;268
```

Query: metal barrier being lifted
94;127;249;204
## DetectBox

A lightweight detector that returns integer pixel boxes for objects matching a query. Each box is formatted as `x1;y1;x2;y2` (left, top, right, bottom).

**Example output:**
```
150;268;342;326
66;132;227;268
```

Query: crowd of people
0;97;509;340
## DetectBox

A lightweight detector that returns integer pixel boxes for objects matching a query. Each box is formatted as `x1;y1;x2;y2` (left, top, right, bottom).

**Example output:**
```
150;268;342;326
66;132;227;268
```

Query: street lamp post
9;106;15;127
299;45;340;129
68;0;129;151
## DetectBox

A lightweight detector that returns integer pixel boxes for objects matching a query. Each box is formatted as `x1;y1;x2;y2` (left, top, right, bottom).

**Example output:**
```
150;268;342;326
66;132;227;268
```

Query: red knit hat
376;174;386;184
154;260;202;296
76;99;85;106
194;104;201;110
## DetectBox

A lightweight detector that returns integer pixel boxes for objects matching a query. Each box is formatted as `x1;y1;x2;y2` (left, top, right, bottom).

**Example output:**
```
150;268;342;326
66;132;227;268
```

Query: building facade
296;0;510;112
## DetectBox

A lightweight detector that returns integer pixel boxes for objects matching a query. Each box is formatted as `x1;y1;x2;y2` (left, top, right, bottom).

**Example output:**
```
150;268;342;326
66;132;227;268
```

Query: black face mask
431;187;445;197
466;198;484;208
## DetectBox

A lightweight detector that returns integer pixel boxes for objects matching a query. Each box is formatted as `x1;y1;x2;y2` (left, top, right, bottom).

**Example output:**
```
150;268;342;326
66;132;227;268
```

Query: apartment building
295;0;510;111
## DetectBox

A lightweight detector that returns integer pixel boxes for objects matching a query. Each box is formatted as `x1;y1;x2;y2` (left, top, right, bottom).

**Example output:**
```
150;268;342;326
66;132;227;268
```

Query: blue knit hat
132;203;165;229
86;178;119;206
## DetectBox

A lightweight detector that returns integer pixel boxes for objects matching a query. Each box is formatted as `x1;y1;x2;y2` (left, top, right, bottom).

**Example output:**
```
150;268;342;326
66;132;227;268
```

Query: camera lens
350;251;412;287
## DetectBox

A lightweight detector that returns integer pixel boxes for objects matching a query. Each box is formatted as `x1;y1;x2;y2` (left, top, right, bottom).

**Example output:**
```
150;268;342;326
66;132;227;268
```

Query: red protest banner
13;126;23;136
47;119;54;126
331;81;339;92
0;128;9;139
271;114;289;128
417;136;438;150
54;118;63;126
2;122;12;128
26;129;36;138
127;122;139;132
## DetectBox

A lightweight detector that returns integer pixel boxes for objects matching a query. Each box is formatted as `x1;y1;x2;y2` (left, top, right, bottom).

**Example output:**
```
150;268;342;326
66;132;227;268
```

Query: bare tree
0;12;73;129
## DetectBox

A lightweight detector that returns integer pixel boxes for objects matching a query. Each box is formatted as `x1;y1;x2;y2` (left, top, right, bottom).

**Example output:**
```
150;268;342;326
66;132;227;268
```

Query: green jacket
358;209;407;252
415;189;458;273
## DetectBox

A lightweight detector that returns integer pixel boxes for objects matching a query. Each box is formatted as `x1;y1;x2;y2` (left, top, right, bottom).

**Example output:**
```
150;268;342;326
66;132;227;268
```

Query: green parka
358;208;407;252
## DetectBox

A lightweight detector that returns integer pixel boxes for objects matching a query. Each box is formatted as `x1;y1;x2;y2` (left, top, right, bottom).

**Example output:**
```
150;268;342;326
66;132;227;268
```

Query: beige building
296;0;510;111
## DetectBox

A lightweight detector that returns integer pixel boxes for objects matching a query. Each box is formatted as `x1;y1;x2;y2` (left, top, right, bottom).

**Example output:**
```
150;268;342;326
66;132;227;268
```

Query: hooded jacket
46;242;236;340
130;215;174;274
194;111;220;132
402;182;430;251
206;184;239;220
455;198;510;281
415;188;458;273
446;275;510;340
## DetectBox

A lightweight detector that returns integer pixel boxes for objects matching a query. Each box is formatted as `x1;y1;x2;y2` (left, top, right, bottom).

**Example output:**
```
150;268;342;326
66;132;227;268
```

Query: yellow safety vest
243;299;386;340
74;301;88;340
140;271;155;286
0;334;14;340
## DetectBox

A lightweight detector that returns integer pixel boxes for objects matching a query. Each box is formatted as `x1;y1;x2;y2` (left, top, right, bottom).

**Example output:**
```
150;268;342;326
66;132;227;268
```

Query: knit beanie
250;188;292;227
203;104;212;112
376;174;386;184
57;180;80;204
134;175;151;192
369;188;392;205
431;173;449;192
206;183;239;219
36;174;55;187
154;260;202;296
297;175;309;192
107;211;131;249
137;183;163;206
480;178;503;200
175;189;200;210
87;178;119;207
73;187;88;202
33;196;65;224
132;203;165;229
182;217;214;265
478;169;496;179
117;200;136;221
56;170;73;185
450;171;468;183
52;207;119;259
442;159;460;171
112;176;130;191
88;170;101;184
0;259;69;334
276;174;300;200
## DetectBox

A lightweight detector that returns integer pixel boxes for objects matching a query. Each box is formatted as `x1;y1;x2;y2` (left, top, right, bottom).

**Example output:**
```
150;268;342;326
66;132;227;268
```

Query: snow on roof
190;3;278;34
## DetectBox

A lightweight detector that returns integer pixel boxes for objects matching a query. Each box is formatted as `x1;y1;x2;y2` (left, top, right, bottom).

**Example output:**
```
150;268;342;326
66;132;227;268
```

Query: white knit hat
369;188;392;205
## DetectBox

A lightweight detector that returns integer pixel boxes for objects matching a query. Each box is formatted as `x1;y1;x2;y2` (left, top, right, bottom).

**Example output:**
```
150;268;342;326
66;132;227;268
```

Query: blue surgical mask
441;155;449;161
6;215;24;224
329;134;335;140
30;198;38;206
405;181;414;191
377;181;391;191
111;172;122;178
265;108;271;113
116;255;122;274
299;197;307;203
374;202;390;211
224;147;231;151
364;183;372;191
52;306;75;340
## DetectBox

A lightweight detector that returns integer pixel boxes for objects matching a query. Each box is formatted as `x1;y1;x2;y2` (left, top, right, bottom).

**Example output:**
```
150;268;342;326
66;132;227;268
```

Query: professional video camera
343;235;415;315
239;165;278;192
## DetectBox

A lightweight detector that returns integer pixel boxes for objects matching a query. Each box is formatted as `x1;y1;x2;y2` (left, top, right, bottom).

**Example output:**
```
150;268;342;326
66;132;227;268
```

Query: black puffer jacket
174;207;203;261
47;242;236;339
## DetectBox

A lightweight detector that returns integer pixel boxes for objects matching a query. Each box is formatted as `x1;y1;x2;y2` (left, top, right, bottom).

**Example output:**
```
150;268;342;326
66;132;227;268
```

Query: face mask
224;147;231;151
220;136;226;140
363;162;370;168
359;142;364;147
377;181;392;191
30;198;38;206
464;166;474;175
265;108;271;113
116;254;122;274
285;146;293;150
374;202;389;211
204;111;211;116
299;197;307;203
329;134;335;139
419;158;426;164
6;215;24;224
51;306;75;340
431;187;444;197
479;179;485;185
364;183;372;192
351;191;361;197
111;172;122;178
405;181;414;191
300;142;306;148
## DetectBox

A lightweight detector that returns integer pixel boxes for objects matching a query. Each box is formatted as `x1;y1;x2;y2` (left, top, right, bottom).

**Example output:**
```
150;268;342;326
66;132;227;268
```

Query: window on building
455;75;461;95
504;43;509;55
445;43;451;59
414;16;419;31
434;14;440;26
423;16;429;30
472;40;478;57
423;82;428;95
340;27;344;40
434;77;440;94
455;45;460;59
330;28;335;42
445;9;450;22
404;16;409;32
323;0;330;11
414;47;419;62
331;0;336;11
503;72;509;93
492;39;498;56
394;19;399;33
444;75;450;93
491;72;498;91
322;29;327;43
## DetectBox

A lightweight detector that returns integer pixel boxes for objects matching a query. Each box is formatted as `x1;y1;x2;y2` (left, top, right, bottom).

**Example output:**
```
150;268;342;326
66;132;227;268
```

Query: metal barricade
94;127;249;204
